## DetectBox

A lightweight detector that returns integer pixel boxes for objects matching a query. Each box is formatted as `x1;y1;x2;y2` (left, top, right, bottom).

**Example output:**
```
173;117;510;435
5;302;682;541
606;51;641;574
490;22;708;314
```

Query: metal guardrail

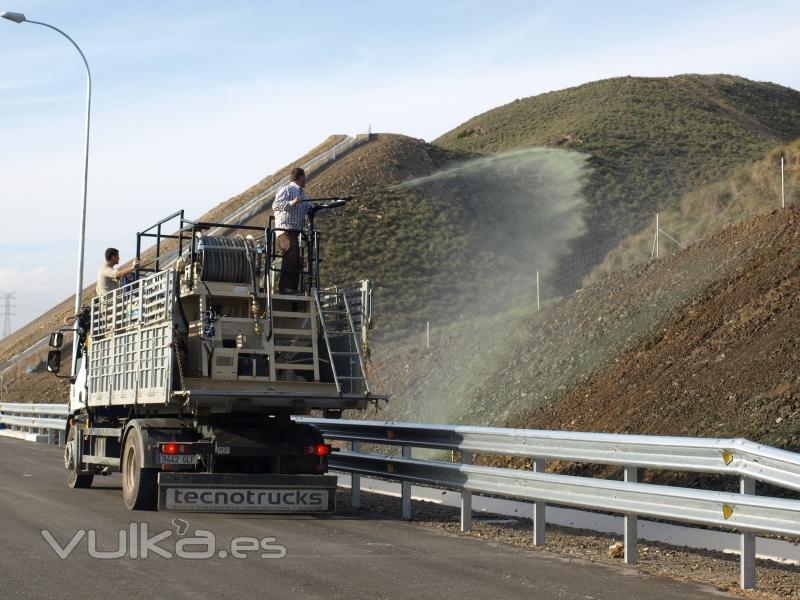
3;404;787;588
0;403;67;444
306;420;800;492
301;418;800;590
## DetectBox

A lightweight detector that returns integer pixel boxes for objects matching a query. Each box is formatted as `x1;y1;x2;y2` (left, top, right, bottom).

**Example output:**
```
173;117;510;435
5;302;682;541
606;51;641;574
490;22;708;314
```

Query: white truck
46;207;379;512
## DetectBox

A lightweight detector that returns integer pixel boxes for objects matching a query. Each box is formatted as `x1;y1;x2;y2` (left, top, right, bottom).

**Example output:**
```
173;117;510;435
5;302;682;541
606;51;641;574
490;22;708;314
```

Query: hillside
372;206;800;454
8;75;800;361
235;134;589;339
524;207;800;452
435;74;800;242
589;139;799;280
5;74;800;421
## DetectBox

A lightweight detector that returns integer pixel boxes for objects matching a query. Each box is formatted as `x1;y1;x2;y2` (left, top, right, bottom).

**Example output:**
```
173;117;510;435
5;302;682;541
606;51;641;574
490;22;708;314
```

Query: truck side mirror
47;350;62;374
49;332;64;348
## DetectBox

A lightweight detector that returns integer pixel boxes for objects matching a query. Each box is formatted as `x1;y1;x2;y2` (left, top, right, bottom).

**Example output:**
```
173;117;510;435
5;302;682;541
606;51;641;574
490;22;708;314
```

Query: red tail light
305;444;330;456
161;442;192;455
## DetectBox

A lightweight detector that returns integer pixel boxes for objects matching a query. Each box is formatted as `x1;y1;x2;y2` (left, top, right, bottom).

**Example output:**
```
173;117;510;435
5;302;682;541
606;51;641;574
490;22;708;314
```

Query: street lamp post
2;11;91;378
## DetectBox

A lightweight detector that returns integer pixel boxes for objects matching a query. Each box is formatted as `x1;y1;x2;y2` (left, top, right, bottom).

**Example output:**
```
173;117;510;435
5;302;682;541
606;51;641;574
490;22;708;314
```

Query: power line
1;292;16;339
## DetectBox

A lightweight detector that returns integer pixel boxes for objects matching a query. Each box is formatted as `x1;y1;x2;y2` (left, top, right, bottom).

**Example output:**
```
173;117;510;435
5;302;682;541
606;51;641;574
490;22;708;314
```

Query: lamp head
1;11;26;23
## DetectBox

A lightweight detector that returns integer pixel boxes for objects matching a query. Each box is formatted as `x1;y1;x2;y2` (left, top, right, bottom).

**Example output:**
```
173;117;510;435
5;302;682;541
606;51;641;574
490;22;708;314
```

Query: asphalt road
0;436;735;600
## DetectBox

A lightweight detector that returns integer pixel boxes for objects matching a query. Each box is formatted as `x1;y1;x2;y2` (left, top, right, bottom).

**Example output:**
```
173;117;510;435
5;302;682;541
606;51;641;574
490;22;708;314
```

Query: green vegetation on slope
245;135;591;340
435;75;800;238
589;140;800;280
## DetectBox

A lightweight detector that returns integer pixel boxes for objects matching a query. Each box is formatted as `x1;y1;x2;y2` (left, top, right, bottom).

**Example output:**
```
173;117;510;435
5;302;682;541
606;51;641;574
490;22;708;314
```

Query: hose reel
195;235;255;284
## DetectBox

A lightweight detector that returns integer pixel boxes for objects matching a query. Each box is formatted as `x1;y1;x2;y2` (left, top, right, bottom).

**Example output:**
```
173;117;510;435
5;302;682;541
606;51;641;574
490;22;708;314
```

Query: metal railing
0;134;366;379
3;404;788;589
0;403;67;444
300;418;800;590
152;135;362;267
0;336;50;377
207;135;360;235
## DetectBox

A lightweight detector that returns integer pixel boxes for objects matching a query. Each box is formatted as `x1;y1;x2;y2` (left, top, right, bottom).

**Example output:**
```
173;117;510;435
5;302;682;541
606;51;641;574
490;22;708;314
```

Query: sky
1;0;799;334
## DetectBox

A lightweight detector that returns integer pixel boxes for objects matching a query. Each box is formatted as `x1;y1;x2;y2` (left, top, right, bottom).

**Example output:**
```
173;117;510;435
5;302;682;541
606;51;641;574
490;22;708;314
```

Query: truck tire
65;425;93;489
122;429;158;510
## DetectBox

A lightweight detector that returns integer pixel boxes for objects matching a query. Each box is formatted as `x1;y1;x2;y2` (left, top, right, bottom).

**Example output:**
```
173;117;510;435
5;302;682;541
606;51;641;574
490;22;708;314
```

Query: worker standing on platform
96;248;139;297
272;167;310;294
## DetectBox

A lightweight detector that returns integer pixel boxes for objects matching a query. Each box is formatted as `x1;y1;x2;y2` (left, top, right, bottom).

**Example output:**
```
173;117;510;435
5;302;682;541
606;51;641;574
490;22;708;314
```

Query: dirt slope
523;207;800;450
9;74;800;361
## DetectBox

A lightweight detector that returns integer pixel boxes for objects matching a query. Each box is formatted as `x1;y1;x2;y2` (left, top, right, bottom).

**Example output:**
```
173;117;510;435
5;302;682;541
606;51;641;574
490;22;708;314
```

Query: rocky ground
1;362;69;403
522;207;800;451
336;489;800;599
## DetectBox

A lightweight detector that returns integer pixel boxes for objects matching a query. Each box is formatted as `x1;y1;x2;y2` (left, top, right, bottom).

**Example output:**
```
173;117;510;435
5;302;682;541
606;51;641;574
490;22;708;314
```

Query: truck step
273;328;313;336
274;363;315;371
271;294;312;301
274;345;314;353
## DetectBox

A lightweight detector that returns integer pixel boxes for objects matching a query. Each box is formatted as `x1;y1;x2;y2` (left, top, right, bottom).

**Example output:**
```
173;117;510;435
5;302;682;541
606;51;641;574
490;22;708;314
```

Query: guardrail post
401;445;412;520
532;457;546;545
350;441;361;509
57;428;65;447
740;476;756;589
623;466;638;564
460;450;473;532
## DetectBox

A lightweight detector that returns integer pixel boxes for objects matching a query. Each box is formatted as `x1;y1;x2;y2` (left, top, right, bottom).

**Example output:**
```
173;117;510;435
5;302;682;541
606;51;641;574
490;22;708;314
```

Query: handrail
0;336;50;376
0;134;365;378
150;135;362;269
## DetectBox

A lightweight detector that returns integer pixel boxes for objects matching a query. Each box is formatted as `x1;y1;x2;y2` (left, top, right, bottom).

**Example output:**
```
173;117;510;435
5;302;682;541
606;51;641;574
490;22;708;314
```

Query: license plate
157;454;198;465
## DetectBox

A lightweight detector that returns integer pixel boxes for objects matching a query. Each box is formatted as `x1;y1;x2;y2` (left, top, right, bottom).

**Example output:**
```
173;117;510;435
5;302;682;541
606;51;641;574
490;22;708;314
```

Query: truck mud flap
158;473;337;513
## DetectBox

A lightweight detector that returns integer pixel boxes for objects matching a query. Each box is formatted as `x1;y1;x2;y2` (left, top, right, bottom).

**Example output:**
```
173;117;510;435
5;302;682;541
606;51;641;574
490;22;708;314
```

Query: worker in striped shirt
272;167;310;294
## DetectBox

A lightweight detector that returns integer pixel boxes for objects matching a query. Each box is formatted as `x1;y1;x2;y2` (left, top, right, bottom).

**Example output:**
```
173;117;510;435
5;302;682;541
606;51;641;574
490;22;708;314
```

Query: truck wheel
65;426;93;489
122;429;158;510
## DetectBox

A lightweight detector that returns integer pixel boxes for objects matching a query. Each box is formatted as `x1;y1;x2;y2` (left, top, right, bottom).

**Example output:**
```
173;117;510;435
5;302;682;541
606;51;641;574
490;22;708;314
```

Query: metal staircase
270;294;319;382
313;289;369;396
